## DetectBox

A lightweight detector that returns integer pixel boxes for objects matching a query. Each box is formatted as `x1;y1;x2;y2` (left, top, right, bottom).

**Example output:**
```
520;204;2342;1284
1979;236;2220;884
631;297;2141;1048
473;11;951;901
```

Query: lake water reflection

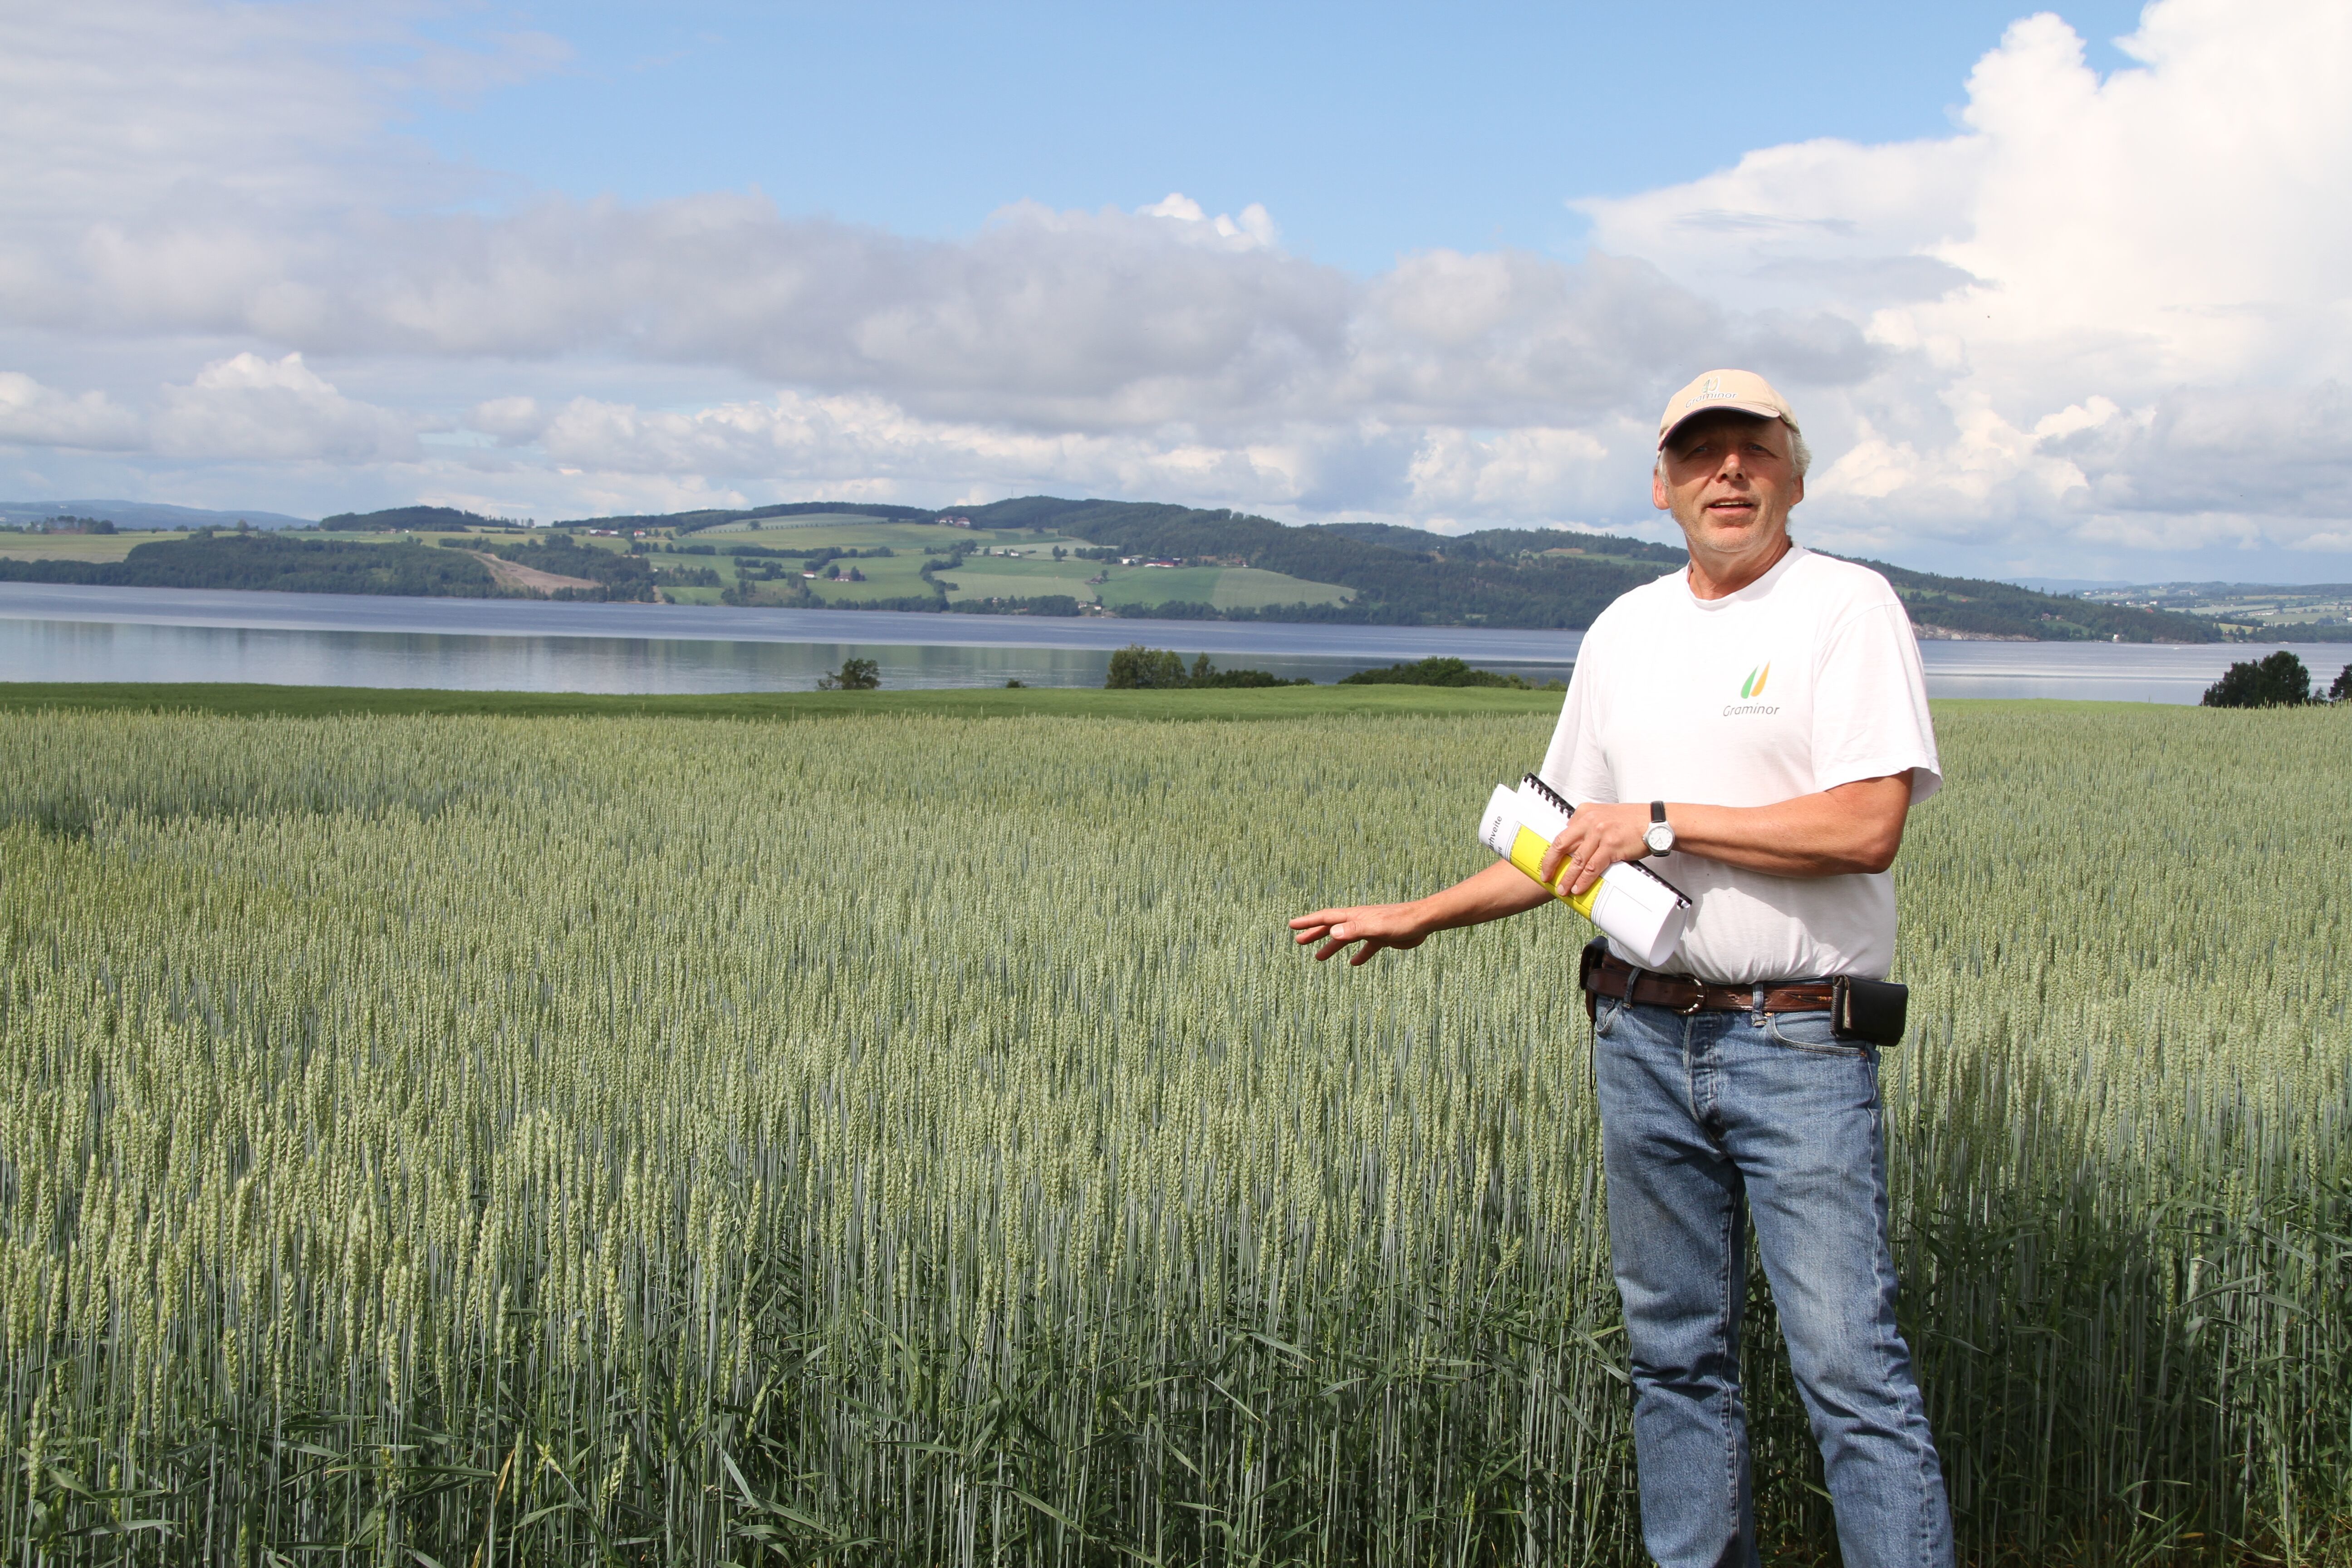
0;584;2343;704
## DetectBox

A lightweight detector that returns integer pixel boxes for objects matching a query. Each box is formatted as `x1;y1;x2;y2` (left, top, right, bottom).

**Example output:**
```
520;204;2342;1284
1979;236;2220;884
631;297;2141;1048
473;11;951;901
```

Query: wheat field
0;703;2345;1564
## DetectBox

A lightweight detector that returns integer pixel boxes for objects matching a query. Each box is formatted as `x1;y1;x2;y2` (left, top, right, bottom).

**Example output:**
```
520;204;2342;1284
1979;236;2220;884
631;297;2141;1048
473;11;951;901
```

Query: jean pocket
1592;998;1627;1037
1764;1009;1868;1057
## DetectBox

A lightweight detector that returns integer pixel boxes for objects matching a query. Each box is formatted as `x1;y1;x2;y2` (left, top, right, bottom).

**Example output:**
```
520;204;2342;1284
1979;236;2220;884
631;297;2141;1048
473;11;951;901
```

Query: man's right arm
1289;859;1555;965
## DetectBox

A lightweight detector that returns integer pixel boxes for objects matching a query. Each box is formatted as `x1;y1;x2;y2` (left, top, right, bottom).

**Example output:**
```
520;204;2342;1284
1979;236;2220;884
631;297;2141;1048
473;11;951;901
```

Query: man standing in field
1290;370;1953;1568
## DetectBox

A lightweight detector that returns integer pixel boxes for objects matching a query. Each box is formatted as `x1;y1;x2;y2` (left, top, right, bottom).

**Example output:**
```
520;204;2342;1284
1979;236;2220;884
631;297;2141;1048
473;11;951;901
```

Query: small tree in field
2201;651;2313;707
2332;663;2352;703
1105;645;1188;689
818;658;881;691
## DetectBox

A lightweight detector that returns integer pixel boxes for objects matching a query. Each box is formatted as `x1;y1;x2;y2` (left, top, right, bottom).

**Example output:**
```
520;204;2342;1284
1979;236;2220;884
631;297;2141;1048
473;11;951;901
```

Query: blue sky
2;0;2348;583
404;1;2145;273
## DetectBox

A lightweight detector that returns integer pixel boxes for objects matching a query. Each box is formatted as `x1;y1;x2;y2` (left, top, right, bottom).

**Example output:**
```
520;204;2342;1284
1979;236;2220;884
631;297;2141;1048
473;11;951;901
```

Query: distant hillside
49;491;2237;639
0;499;314;531
561;501;935;534
1846;558;2222;643
0;534;509;596
319;505;524;531
937;498;2225;640
1311;520;1688;566
2258;621;2352;642
953;498;1678;628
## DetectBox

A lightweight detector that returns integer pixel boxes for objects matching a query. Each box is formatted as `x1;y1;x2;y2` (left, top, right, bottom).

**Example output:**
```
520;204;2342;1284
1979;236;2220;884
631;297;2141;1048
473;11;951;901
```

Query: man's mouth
1705;499;1757;515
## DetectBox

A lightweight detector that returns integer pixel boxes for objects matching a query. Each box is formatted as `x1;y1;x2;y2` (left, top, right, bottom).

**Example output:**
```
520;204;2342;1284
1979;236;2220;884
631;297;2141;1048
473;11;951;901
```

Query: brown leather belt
1582;953;1836;1016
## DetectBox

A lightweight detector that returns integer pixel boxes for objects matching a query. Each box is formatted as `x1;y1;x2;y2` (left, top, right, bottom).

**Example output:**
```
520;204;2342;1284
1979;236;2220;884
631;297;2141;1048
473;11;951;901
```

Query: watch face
1644;823;1674;854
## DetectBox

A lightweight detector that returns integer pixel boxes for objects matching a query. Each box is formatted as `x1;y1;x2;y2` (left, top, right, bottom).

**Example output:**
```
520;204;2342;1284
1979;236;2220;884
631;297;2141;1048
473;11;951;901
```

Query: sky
2;0;2347;582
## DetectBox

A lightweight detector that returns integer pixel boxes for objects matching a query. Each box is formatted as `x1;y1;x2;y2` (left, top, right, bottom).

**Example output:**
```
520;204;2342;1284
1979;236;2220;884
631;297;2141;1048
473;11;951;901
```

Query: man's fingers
1568;850;1611;897
1291;909;1351;946
1293;905;1416;964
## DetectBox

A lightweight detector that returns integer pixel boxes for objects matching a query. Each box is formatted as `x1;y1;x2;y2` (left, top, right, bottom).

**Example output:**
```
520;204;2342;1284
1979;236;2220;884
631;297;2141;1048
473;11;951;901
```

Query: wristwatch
1643;801;1676;857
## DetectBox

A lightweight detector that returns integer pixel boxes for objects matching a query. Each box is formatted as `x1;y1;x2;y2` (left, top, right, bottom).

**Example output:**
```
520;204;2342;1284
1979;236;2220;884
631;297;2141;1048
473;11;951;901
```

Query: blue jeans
1591;996;1954;1568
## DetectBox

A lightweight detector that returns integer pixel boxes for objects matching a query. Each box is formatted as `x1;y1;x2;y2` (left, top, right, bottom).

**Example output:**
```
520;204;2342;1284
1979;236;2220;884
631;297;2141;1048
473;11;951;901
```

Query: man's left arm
1538;772;1913;897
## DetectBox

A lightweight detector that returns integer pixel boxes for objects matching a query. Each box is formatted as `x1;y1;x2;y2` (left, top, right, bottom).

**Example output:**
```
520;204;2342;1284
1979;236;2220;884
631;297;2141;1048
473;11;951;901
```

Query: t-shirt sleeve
1810;598;1942;802
1539;632;1618;805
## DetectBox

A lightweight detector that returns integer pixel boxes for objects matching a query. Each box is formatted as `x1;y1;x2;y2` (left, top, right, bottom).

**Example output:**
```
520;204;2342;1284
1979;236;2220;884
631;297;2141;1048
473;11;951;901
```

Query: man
1289;369;1953;1568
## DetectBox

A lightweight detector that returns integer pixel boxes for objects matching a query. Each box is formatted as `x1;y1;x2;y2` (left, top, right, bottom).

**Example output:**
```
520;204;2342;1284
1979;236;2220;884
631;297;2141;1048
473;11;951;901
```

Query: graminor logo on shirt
1725;661;1779;717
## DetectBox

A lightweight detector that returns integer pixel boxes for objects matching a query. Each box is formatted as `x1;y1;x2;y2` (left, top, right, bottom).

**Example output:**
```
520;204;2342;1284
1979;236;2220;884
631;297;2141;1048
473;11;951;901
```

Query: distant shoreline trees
1340;656;1565;691
1103;647;1308;689
2200;651;2337;707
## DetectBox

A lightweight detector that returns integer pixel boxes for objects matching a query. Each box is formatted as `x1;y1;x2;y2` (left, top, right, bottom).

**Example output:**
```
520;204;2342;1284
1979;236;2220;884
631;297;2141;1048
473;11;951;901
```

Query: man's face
1651;411;1804;560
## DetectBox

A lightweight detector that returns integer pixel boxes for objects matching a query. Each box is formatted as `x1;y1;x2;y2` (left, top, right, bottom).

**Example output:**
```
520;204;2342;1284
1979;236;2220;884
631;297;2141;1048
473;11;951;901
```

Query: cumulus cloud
0;373;144;450
152;353;423;462
1136;193;1282;250
0;353;421;466
17;194;1363;428
2;0;2350;567
1578;0;2352;556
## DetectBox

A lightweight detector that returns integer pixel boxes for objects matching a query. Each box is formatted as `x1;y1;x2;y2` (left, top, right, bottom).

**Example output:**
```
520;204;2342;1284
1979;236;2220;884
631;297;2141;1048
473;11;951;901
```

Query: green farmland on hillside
0;529;194;564
23;495;2242;637
1;699;2345;1563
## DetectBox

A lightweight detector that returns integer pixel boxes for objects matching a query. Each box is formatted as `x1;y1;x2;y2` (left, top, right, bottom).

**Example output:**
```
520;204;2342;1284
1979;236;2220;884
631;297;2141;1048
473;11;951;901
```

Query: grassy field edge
0;679;1587;721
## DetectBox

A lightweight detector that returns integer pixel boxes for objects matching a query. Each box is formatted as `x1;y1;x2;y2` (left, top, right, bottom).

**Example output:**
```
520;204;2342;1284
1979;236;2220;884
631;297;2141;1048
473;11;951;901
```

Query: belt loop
1750;983;1765;1027
1621;963;1642;1004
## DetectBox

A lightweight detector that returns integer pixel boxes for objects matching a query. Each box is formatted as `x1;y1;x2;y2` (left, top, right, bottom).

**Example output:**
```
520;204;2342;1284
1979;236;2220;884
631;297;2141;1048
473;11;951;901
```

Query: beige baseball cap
1656;369;1799;448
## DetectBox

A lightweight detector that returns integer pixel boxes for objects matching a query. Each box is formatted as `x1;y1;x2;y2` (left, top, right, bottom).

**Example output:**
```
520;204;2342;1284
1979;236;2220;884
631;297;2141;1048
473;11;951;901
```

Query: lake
0;583;2342;704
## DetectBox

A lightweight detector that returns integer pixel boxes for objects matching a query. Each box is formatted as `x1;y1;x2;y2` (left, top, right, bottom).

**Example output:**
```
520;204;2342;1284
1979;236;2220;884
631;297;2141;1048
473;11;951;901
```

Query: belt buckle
1675;984;1705;1016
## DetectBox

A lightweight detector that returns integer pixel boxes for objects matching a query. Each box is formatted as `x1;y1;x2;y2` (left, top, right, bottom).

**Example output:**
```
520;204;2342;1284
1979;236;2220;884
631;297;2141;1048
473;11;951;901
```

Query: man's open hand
1288;901;1431;964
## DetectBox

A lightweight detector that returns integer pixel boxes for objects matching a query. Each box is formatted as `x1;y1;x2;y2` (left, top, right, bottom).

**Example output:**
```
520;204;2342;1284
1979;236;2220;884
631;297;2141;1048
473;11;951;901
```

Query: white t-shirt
1539;544;1940;984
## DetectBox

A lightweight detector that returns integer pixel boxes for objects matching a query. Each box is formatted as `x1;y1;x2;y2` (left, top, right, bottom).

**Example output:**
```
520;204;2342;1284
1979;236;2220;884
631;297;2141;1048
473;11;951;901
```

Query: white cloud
2;0;2350;569
152;353;422;462
0;373;144;450
0;353;421;465
1137;193;1282;251
498;388;1316;506
1578;0;2352;556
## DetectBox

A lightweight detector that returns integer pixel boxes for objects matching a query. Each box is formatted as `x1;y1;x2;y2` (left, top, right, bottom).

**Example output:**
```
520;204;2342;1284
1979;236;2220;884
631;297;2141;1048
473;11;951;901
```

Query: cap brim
1658;401;1794;448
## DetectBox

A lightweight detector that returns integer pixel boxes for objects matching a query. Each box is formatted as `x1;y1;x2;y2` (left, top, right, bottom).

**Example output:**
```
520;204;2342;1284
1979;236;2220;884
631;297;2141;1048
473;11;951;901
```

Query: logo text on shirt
1724;660;1779;715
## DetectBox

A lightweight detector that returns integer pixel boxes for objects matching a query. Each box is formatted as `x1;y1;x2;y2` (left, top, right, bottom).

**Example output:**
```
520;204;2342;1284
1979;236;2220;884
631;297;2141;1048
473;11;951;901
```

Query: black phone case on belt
1832;976;1908;1047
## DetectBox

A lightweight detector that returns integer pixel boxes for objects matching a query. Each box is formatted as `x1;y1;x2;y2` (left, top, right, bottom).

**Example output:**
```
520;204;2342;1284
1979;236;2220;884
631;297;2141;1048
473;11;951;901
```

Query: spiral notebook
1476;773;1693;969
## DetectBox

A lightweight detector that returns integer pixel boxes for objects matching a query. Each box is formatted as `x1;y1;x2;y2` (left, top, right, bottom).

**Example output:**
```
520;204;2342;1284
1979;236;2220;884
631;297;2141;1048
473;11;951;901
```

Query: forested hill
946;497;2223;641
516;493;2222;640
559;500;938;531
5;490;2227;640
0;534;506;596
965;498;1687;629
0;532;653;601
1843;556;2221;643
318;505;524;531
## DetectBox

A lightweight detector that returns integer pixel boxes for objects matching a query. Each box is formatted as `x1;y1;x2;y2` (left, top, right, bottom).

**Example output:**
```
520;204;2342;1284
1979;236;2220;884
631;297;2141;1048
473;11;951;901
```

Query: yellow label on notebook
1509;824;1602;920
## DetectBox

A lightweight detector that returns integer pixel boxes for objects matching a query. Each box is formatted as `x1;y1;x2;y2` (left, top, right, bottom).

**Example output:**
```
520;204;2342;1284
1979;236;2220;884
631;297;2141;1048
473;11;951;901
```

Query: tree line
2201;651;2352;706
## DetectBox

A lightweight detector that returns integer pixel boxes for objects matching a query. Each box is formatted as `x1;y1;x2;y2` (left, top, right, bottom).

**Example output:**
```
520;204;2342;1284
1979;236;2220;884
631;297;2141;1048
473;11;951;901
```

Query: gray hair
1656;416;1811;480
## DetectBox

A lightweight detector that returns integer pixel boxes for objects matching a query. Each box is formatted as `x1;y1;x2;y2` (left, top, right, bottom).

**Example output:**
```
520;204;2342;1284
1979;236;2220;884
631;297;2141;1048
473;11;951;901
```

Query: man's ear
1651;462;1671;511
1788;471;1804;507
